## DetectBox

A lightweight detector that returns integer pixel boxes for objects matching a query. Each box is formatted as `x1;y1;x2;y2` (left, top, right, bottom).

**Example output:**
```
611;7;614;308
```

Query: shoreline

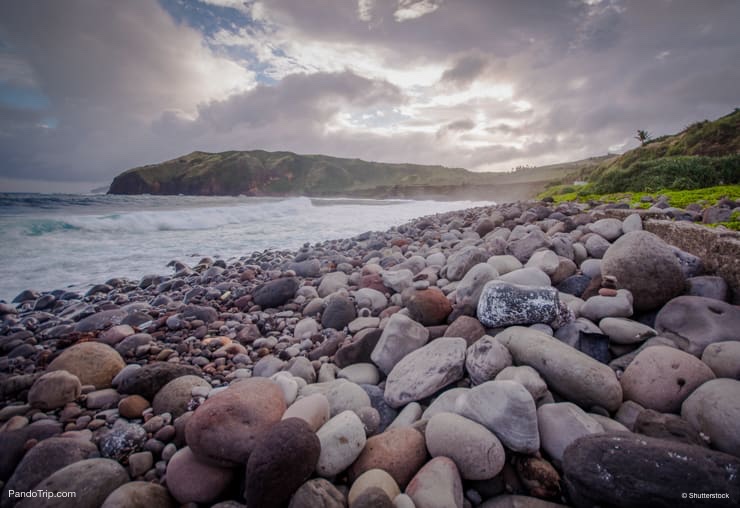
1;197;739;507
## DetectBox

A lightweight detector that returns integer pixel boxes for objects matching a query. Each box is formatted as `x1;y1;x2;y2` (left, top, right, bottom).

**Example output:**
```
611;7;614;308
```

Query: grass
538;184;740;209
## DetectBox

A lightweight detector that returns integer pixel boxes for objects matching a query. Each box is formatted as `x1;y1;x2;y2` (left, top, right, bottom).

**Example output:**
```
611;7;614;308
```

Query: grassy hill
540;109;740;199
107;149;604;199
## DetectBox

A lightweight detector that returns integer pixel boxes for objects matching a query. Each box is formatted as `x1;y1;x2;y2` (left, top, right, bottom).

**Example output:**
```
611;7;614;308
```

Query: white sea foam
0;194;492;301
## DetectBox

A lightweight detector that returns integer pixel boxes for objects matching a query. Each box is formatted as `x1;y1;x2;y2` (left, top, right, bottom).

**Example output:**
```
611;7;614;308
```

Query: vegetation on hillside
540;109;740;199
108;149;603;198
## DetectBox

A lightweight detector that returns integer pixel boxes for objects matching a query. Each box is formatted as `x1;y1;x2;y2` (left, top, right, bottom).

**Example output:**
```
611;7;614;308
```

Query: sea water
0;193;492;302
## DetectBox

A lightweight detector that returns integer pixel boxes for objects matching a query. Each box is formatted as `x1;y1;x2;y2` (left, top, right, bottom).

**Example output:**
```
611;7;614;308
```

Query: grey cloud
2;0;740;190
196;71;402;132
440;54;488;87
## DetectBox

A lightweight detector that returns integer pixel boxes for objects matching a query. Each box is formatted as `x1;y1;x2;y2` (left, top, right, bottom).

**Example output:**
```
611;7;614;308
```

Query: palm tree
635;129;651;145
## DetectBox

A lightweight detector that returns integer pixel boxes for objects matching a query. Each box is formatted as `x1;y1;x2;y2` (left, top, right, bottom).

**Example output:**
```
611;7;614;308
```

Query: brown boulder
185;377;286;466
348;426;427;488
48;342;125;389
406;288;452;326
621;346;715;413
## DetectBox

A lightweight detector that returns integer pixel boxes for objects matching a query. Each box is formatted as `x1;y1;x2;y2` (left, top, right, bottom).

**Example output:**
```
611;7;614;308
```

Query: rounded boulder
153;375;210;418
185;377;286;466
621;346;715;413
48;342;125;389
601;231;685;312
28;370;82;410
245;418;321;508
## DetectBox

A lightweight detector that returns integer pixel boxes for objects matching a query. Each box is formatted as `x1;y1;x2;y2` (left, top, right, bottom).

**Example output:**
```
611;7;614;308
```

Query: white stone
316;410;367;477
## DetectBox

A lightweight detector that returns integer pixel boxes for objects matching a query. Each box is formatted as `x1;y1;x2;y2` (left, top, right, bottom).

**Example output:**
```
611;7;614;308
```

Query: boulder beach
1;196;739;507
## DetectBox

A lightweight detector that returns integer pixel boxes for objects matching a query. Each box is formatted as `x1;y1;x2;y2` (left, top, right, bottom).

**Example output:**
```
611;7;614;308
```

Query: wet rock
601;231;686;311
186;377;286;466
384;337;466;408
655;295;740;356
425;412;505;480
245;418;321;508
454;380;540;454
48;342;125;389
563;432;740;508
620;346;715;413
477;282;560;328
497;327;623;412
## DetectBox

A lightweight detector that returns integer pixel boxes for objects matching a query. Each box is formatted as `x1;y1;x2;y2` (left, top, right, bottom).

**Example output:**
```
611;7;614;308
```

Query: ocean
0;193;492;302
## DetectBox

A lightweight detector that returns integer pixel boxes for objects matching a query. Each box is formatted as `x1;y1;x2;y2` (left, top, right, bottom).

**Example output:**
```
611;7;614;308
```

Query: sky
0;0;738;193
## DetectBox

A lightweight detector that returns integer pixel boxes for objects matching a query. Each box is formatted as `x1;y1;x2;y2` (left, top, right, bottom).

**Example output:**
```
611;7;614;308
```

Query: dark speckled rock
477;281;559;328
563;432;740;508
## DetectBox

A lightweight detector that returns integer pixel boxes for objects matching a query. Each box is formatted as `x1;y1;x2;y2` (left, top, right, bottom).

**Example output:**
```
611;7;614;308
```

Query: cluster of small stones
1;197;740;508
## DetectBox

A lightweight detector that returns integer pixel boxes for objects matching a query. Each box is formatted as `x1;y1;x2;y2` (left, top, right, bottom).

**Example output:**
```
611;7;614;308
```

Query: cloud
394;0;443;22
1;0;739;191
